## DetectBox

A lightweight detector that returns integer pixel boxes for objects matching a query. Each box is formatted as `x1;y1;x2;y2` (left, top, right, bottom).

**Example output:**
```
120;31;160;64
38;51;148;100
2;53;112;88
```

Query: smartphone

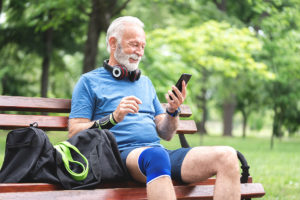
169;73;192;100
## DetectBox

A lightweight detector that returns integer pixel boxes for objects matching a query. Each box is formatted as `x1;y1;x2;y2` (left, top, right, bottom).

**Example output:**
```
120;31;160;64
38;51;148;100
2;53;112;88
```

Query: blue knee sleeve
138;147;171;184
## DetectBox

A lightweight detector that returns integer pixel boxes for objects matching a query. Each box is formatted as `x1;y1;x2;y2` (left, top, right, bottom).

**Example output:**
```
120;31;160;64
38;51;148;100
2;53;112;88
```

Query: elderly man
69;16;240;200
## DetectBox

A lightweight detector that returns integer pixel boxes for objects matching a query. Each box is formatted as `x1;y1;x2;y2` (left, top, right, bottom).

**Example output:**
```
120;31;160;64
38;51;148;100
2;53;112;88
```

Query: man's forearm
68;119;94;138
156;114;179;141
68;114;118;138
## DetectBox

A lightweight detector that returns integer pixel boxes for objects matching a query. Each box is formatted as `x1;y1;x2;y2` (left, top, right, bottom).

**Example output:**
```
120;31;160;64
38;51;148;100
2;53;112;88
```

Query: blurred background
0;0;299;199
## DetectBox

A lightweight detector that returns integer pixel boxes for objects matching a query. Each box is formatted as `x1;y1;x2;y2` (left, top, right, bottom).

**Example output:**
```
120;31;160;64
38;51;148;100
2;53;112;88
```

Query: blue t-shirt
69;67;165;151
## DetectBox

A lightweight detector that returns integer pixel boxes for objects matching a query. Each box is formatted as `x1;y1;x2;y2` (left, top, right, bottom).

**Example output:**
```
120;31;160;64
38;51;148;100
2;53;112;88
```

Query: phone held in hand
169;73;192;100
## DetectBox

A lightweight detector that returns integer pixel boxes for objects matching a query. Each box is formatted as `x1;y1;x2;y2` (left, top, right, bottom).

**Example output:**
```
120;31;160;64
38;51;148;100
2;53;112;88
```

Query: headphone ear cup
113;65;128;80
129;69;141;82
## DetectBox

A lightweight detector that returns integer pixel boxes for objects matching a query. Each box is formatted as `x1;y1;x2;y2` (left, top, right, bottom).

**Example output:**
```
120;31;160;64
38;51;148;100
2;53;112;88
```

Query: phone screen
170;73;192;100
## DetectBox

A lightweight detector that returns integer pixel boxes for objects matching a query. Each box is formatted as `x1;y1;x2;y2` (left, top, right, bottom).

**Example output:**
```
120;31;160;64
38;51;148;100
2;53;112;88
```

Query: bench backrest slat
0;96;192;117
0;96;71;113
0;96;197;134
0;114;68;131
0;114;196;133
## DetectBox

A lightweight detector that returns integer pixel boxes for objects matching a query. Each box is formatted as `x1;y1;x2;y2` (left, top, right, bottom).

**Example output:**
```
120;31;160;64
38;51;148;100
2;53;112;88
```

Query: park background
0;0;299;199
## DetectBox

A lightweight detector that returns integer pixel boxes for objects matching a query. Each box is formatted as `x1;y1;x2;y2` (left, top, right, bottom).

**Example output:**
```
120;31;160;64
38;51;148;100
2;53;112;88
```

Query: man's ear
109;37;117;51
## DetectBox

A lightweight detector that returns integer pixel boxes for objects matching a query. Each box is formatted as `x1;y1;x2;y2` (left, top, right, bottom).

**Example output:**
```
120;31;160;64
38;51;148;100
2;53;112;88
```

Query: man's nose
134;47;144;57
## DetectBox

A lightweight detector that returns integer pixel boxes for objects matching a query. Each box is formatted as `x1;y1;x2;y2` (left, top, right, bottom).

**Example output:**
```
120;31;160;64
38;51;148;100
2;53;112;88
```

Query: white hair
106;16;144;53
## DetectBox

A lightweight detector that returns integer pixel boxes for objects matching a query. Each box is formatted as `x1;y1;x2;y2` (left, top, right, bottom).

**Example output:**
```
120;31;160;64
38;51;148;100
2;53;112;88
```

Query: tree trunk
196;89;208;134
82;0;104;73
271;112;278;149
241;109;247;138
270;131;274;150
222;94;236;136
196;68;208;134
82;0;132;74
0;0;3;13
213;0;227;12
198;89;208;134
41;28;53;98
271;106;283;149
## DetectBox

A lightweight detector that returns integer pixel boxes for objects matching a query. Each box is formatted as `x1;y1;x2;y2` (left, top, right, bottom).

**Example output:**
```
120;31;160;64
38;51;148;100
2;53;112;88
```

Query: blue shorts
120;147;192;182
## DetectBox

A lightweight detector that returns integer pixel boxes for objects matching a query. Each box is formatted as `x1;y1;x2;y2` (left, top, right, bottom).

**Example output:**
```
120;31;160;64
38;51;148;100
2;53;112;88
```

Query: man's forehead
122;24;146;42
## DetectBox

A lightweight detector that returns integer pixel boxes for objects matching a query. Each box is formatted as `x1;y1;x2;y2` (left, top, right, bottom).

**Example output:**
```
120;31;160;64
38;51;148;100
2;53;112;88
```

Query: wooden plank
0;114;196;133
0;183;62;193
0;114;68;131
175;183;265;199
177;120;197;134
0;96;71;113
0;177;253;193
162;103;192;117
0;96;192;117
0;183;265;200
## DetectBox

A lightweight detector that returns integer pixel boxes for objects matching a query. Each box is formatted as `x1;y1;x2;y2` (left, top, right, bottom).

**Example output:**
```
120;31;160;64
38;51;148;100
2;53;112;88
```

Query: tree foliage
0;0;299;139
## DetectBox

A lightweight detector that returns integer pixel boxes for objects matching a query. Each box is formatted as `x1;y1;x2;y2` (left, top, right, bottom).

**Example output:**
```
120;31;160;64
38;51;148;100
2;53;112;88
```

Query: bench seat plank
0;183;265;200
0;177;254;193
0;114;197;133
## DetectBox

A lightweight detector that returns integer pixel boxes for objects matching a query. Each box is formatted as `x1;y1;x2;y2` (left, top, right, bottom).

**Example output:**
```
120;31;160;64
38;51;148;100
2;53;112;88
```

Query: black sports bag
0;125;128;189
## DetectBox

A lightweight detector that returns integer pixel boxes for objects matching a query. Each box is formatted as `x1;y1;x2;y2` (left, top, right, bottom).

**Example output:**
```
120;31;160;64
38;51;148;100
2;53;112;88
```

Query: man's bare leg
181;146;241;200
126;147;176;200
147;176;175;200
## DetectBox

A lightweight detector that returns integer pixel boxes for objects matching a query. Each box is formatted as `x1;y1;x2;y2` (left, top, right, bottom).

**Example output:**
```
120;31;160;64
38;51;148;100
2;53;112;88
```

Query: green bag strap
54;141;89;181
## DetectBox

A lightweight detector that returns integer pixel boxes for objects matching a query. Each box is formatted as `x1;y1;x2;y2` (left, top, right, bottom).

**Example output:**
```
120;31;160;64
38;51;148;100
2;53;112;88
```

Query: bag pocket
6;128;36;148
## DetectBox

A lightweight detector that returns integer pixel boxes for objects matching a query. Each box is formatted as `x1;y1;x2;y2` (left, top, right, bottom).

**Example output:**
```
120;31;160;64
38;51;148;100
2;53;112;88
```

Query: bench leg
178;134;190;148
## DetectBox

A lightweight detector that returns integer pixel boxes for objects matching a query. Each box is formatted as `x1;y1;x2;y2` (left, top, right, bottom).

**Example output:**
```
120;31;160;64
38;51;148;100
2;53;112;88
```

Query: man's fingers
123;96;142;104
120;100;140;112
120;107;138;114
165;81;188;113
165;93;174;104
172;86;183;103
114;96;142;123
121;103;139;113
181;80;187;99
168;90;177;102
167;90;180;108
121;100;139;107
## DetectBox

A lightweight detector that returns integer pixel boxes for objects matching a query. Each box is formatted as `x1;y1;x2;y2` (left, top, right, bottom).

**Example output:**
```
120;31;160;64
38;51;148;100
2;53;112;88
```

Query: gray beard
114;43;141;71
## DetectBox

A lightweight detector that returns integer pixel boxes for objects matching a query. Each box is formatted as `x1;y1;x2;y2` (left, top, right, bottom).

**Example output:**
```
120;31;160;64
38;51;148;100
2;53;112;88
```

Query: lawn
0;130;299;200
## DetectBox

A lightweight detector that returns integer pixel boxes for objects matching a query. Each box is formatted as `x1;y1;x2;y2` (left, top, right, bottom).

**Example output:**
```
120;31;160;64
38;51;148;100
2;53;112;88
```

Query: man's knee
138;147;171;183
215;146;239;174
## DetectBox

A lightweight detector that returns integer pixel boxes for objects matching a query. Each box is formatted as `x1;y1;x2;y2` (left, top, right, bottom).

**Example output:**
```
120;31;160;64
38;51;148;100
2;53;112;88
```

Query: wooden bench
0;95;265;199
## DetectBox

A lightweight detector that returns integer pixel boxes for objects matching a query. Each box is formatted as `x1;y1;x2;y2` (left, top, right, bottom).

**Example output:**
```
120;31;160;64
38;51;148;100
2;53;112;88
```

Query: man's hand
165;80;186;113
113;96;142;123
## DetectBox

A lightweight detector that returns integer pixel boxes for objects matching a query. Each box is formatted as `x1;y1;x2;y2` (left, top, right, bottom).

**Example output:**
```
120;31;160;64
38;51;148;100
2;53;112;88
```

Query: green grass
1;130;299;200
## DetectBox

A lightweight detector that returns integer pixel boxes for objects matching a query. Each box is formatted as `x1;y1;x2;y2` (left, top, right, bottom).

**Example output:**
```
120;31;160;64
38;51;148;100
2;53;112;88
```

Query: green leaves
140;20;273;126
147;20;270;79
1;0;299;136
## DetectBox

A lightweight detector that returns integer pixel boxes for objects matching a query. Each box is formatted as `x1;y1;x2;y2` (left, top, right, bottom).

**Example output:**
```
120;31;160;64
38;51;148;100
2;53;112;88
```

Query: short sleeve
69;76;95;119
145;77;164;116
153;94;165;116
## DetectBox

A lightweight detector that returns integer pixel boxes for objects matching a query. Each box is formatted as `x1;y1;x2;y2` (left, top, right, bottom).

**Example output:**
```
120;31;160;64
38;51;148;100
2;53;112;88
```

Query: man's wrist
91;113;118;130
110;113;118;125
112;111;121;123
166;107;181;117
167;108;176;113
